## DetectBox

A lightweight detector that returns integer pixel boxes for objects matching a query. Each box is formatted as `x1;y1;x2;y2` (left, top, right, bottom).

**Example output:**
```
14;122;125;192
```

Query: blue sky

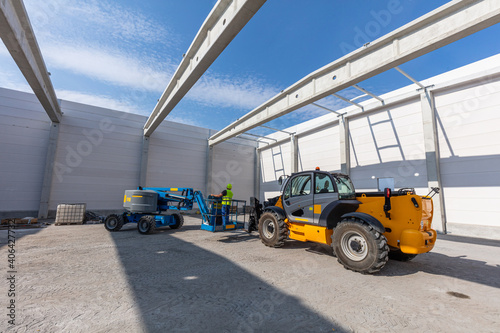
1;0;500;134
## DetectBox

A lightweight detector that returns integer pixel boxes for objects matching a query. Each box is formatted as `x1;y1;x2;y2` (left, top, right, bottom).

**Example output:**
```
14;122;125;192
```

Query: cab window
289;175;311;197
315;173;335;194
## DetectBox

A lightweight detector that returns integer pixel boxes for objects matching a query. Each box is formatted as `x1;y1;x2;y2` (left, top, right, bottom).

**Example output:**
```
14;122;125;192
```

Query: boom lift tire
332;218;389;274
258;211;288;248
169;213;184;229
104;214;124;232
137;215;157;234
389;250;417;262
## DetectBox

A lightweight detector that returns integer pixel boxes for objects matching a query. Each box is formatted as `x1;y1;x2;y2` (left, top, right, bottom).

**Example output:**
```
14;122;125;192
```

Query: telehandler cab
247;168;437;274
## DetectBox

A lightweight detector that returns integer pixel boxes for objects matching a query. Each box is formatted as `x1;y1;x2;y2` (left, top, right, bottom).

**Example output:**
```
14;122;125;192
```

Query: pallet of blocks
55;203;86;225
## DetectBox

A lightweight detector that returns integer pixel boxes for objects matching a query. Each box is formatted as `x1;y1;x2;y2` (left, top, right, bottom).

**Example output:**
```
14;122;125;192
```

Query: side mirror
278;176;283;185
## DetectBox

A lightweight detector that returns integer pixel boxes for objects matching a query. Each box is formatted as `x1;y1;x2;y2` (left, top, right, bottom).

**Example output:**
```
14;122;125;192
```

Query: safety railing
200;196;246;232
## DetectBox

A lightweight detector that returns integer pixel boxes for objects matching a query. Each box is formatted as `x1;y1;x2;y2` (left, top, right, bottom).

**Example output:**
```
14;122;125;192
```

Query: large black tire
389;250;417;262
137;215;157;234
104;214;124;232
169;213;184;229
332;219;389;274
258;212;288;248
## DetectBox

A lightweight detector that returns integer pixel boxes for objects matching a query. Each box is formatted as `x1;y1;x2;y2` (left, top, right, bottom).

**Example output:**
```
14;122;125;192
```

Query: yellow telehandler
247;168;437;274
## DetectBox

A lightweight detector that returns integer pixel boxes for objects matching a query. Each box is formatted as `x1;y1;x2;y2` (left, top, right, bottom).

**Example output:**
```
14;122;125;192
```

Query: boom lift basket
199;195;246;232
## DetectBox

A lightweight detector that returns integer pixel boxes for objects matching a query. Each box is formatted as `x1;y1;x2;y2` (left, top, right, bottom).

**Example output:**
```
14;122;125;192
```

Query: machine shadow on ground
276;236;500;290
0;226;48;245
109;227;346;333
378;249;500;289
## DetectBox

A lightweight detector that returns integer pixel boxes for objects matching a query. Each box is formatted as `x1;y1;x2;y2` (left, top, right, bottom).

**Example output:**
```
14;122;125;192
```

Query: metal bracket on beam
143;0;266;137
0;0;62;122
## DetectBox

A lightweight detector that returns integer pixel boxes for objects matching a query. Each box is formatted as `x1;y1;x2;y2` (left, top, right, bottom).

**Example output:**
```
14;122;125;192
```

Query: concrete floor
1;216;499;333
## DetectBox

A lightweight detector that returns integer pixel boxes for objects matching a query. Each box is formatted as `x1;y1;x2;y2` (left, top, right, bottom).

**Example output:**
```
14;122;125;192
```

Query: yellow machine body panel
356;194;436;254
287;220;333;245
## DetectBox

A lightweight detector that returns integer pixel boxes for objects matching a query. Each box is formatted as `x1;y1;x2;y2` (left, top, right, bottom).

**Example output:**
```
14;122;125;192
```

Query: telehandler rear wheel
332;219;388;274
104;214;124;232
258;212;287;248
138;215;157;234
169;213;184;229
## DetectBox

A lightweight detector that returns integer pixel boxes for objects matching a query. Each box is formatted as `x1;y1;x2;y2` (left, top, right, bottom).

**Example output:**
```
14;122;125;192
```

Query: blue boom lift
104;187;245;234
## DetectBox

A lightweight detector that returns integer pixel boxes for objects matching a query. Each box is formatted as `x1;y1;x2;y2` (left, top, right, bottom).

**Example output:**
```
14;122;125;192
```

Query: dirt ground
1;216;499;333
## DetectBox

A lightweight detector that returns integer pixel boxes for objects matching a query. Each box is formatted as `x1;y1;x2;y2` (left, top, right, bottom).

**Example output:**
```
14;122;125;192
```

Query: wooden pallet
55;221;84;226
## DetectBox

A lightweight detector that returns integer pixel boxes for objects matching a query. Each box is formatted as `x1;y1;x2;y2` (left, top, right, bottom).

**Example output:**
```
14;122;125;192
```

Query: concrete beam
144;0;266;137
421;90;447;234
209;0;500;146
38;123;60;218
0;0;61;122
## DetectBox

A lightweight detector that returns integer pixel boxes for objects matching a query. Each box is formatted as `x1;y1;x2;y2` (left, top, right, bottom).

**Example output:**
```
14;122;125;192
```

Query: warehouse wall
0;88;256;218
258;55;500;239
348;99;428;193
435;75;500;233
0;88;51;217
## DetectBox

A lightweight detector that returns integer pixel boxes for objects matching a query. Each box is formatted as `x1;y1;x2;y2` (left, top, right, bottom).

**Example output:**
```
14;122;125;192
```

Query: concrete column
206;140;214;196
290;133;298;173
38;122;60;218
254;147;261;199
339;115;350;175
421;89;447;233
139;136;150;187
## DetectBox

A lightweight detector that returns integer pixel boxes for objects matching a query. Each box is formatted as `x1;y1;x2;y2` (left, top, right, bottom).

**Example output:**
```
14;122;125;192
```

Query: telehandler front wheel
258;212;288;248
332;219;389;274
137;215;157;234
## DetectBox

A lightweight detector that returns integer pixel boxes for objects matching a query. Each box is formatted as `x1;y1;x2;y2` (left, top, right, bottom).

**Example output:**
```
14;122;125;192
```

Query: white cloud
16;0;285;119
189;74;279;110
25;0;172;45
56;89;145;114
43;43;171;92
165;115;203;128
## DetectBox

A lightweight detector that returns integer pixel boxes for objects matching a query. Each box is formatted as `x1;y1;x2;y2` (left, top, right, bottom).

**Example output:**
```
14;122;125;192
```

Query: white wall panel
297;124;340;172
49;100;144;212
0;88;50;216
349;101;428;190
435;77;500;227
211;142;255;205
259;142;291;200
0;87;256;217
